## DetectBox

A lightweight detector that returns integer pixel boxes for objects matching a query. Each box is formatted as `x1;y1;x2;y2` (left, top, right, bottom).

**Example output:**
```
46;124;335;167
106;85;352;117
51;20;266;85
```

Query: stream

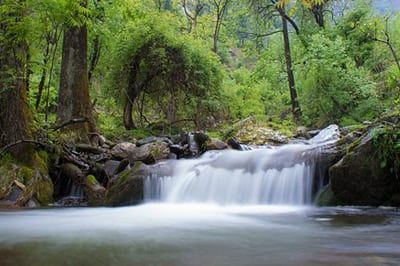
0;204;400;266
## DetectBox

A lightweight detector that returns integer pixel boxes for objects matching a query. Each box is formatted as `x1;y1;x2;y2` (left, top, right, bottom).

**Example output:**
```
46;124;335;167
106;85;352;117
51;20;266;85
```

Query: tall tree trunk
57;2;96;140
0;0;35;161
280;9;301;123
36;38;51;110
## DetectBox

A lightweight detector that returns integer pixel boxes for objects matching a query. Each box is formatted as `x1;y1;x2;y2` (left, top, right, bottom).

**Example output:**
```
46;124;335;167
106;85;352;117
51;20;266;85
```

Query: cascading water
144;125;340;205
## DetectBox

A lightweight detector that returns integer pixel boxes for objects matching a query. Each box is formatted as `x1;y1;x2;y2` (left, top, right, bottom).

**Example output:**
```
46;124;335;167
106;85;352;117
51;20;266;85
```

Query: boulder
84;175;106;206
60;163;105;206
227;138;242;150
223;116;288;145
136;136;172;147
206;138;228;151
110;142;136;159
128;142;170;164
329;131;400;206
105;161;173;206
295;126;311;139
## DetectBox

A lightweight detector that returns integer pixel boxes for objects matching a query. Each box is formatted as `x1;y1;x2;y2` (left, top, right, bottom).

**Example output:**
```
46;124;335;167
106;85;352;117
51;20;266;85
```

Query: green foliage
298;33;381;126
105;13;224;128
372;125;400;178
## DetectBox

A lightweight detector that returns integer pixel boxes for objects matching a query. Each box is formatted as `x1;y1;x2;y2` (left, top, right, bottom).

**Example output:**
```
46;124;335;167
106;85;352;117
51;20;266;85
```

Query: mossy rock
0;153;53;207
105;162;145;206
315;185;337;207
84;175;106;206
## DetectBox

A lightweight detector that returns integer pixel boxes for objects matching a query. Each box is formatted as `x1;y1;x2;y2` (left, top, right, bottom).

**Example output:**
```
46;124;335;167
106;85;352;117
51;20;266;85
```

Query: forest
1;0;400;265
1;0;400;204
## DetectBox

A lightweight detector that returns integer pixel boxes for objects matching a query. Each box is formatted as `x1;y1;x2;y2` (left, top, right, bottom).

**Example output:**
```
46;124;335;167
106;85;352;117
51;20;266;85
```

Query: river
0;204;399;266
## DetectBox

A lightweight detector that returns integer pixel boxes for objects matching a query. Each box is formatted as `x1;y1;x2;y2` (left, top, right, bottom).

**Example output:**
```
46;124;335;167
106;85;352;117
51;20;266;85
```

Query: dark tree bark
0;0;35;160
57;0;96;139
311;3;325;28
279;7;301;123
36;35;51;110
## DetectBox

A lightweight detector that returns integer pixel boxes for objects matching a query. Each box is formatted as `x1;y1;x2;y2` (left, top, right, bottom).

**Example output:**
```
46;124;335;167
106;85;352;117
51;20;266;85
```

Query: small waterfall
144;125;339;205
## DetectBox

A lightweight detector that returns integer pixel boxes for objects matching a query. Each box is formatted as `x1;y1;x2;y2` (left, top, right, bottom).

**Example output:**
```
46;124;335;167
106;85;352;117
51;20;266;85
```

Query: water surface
0;204;399;266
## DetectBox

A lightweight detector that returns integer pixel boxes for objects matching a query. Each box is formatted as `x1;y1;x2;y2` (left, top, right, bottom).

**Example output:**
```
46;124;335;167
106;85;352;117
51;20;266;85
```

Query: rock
5;187;23;203
84;175;106;206
128;142;170;164
295;126;311;139
308;129;321;138
106;161;173;206
169;144;185;157
60;163;105;206
227;138;242;150
168;153;178;160
329;131;400;206
193;132;210;151
206;138;228;151
236;126;288;145
224;116;288;145
136;136;172;147
110;142;136;159
315;185;336;206
103;160;121;177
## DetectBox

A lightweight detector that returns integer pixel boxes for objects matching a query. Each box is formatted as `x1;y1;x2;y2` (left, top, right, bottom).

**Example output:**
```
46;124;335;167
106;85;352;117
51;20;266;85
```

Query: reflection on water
0;204;399;266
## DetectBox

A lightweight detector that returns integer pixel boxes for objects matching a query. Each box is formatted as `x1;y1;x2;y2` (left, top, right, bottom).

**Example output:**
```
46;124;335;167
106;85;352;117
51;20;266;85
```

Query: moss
315;185;337;207
19;166;34;183
86;175;98;186
29;173;53;205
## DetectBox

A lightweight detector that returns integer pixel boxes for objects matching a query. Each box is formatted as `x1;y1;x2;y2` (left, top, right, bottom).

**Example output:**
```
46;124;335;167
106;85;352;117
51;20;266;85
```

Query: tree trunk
36;39;51;110
57;3;96;139
0;1;35;161
280;9;301;123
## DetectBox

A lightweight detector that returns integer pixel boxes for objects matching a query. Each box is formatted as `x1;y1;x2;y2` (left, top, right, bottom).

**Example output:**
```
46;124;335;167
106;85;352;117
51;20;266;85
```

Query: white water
144;125;340;205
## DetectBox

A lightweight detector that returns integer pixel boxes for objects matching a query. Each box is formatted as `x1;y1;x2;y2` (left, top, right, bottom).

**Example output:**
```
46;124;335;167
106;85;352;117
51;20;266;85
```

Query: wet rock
315;185;336;206
106;161;173;206
308;129;321;138
169;144;185;157
168;153;178;160
110;142;136;159
329;131;400;206
60;163;105;206
227;138;242;151
206;138;228;151
128;142;170;164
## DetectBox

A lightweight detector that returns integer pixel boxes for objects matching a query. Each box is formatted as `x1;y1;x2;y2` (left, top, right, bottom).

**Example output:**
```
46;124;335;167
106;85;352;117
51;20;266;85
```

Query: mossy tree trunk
0;0;36;161
57;0;96;141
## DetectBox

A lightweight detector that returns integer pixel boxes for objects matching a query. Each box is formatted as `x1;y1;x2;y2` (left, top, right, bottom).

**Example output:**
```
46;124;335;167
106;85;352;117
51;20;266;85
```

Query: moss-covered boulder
0;156;53;207
329;131;400;206
105;161;173;206
223;116;289;145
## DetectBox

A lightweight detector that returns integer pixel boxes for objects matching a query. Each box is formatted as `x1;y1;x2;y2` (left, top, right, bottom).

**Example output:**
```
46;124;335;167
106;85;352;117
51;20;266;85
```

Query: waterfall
144;125;339;205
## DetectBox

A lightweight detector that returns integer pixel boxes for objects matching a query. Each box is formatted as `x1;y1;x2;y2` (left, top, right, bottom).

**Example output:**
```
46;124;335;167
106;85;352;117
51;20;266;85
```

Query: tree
182;0;206;33
371;17;400;72
251;0;301;122
0;0;36;160
57;0;97;140
211;0;232;53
